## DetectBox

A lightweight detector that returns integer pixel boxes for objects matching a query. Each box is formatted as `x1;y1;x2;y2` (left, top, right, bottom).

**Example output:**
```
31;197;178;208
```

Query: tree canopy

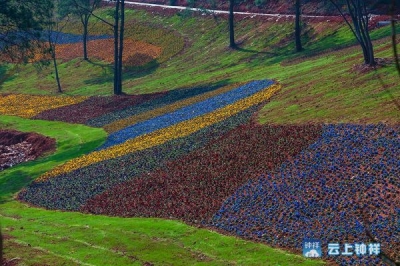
0;0;54;62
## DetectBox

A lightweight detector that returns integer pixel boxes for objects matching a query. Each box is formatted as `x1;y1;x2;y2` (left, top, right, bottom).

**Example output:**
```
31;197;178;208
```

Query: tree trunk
118;0;125;94
113;0;120;95
295;0;303;52
330;0;375;66
392;0;400;76
48;32;62;93
229;0;236;49
83;14;89;60
52;49;62;93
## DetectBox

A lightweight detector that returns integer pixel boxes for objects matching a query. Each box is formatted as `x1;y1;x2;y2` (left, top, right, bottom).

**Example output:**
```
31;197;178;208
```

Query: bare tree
391;0;400;76
295;0;303;52
59;0;102;60
113;0;125;95
229;0;236;49
330;0;376;66
44;0;70;93
61;0;125;94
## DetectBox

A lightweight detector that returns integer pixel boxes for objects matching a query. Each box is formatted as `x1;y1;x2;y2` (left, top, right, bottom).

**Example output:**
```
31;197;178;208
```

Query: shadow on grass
84;55;161;86
0;65;18;90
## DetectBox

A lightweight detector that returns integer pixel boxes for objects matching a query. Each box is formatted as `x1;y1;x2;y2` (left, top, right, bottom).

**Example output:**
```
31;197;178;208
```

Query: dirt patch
351;57;394;74
0;130;56;171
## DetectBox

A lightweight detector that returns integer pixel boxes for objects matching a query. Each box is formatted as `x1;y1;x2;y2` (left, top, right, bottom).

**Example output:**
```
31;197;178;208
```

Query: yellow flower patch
0;94;88;118
36;84;281;182
104;82;245;133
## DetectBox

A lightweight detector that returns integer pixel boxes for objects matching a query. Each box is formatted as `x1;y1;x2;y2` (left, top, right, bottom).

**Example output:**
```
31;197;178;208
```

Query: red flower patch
55;39;162;66
33;92;166;124
81;123;323;223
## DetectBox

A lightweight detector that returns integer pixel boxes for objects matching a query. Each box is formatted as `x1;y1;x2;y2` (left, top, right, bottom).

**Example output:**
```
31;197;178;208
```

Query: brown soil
0;130;56;171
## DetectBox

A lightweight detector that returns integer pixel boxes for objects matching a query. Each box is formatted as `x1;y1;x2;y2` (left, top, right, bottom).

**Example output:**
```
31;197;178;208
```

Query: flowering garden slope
14;78;399;265
33;93;165;124
210;124;399;265
31;82;280;181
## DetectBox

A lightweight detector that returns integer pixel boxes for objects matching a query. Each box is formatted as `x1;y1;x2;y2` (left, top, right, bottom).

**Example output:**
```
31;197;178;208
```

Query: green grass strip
1;200;323;265
0;115;107;202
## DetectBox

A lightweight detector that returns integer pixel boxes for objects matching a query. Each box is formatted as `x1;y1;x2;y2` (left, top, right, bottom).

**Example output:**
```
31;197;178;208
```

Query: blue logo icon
303;239;321;258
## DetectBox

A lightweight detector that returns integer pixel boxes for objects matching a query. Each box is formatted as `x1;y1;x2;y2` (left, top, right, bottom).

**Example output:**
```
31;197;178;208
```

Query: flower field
33;93;165;124
81;124;323;222
32;82;280;181
103;82;245;133
1;31;164;67
210;124;399;265
87;84;227;128
99;80;274;149
0;94;88;118
18;104;263;211
55;39;162;66
9;79;399;266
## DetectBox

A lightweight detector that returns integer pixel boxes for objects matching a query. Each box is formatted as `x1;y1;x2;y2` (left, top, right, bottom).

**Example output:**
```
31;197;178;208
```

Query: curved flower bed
55;39;162;66
33;93;165;124
81;124;323;223
18;104;262;210
103;83;245;133
35;82;280;181
86;84;233;128
100;80;274;149
209;124;399;265
0;94;88;118
47;31;111;44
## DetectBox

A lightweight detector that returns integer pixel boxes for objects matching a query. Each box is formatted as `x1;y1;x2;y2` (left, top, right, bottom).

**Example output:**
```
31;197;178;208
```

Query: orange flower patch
56;39;162;66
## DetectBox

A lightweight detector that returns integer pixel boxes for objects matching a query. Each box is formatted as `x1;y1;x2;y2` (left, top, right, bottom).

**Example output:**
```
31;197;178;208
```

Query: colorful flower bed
81;124;323;222
55;39;162;66
86;84;227;128
47;31;111;45
99;80;274;149
103;82;245;133
18;104;263;210
33;93;165;124
0;31;111;63
0;94;88;118
209;124;399;265
34;83;281;181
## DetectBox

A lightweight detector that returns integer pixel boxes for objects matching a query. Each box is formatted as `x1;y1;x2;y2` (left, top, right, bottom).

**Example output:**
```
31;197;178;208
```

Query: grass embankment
0;115;106;202
1;200;322;265
1;9;399;123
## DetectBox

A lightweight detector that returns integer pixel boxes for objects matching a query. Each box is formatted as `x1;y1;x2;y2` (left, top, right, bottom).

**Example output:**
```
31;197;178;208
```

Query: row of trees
1;0;399;95
229;0;383;66
1;0;125;94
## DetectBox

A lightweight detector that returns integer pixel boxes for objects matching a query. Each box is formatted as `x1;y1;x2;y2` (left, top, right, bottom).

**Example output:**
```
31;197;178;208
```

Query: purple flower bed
209;124;399;265
46;31;112;44
99;80;274;149
86;84;226;128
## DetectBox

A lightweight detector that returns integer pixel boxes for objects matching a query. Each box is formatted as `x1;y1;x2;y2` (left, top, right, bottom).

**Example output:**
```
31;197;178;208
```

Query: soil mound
0;130;56;170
